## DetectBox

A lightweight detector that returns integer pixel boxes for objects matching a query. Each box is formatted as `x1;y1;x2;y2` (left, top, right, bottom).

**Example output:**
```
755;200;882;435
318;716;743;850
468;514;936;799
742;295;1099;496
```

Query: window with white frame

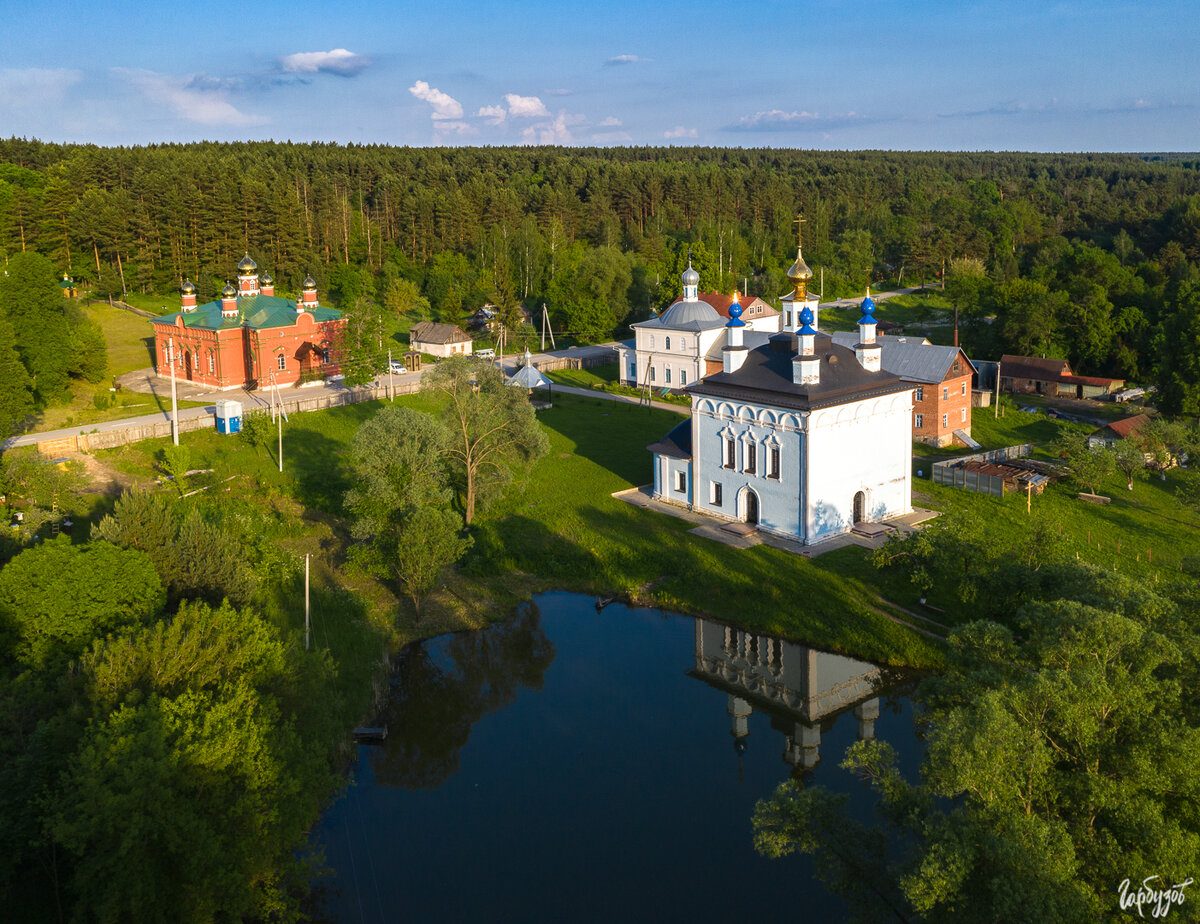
649;334;655;349
675;471;686;493
942;386;948;400
744;442;757;475
679;370;687;385
942;413;948;428
915;385;924;401
208;353;214;373
665;367;672;384
680;337;687;350
665;336;671;351
915;413;924;428
768;444;781;479
961;407;967;423
724;438;736;469
277;354;286;371
650;366;656;382
961;382;967;396
629;362;637;380
710;481;723;506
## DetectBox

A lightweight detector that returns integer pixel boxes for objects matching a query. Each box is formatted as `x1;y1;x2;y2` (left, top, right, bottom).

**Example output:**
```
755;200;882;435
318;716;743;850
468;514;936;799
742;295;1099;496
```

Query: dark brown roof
699;292;778;319
688;332;910;412
1094;413;1150;440
1060;373;1125;387
411;321;471;345
999;354;1072;381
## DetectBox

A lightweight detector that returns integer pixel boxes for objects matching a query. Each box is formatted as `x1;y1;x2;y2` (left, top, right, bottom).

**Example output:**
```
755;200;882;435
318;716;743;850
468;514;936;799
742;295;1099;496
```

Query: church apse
689;618;884;776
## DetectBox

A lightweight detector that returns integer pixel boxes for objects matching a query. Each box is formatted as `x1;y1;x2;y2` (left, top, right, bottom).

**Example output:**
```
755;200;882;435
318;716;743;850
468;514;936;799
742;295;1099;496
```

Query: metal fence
931;444;1033;496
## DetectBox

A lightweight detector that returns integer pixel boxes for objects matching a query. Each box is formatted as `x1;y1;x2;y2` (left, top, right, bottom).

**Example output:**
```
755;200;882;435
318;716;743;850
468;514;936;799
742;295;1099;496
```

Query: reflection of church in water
689;619;882;776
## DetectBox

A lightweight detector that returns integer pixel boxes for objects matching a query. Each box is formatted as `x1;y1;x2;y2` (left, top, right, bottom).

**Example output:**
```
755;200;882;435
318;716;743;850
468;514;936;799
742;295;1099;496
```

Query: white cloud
726;109;874;132
504;93;550;118
592;130;633;144
733;109;818;130
605;54;652;66
115;68;265;127
409;80;464;120
434;120;477;139
664;125;697;139
0;68;83;109
477;104;507;126
280;49;370;76
599;116;622;127
521;111;582;145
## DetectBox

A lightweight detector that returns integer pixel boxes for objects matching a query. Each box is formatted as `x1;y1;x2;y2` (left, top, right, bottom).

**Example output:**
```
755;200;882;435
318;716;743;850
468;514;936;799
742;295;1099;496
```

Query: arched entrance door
744;489;759;526
853;491;866;524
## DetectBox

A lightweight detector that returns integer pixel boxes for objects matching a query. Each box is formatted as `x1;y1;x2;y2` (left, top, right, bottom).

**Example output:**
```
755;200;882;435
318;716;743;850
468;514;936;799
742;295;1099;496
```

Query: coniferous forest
4;141;1200;411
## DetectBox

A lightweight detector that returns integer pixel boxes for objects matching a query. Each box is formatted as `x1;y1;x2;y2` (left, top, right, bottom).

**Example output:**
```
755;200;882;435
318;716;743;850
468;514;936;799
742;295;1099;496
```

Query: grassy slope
93;389;1197;676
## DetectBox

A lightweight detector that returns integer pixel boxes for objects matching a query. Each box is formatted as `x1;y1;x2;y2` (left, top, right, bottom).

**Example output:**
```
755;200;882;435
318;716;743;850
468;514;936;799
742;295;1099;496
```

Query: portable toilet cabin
215;399;243;434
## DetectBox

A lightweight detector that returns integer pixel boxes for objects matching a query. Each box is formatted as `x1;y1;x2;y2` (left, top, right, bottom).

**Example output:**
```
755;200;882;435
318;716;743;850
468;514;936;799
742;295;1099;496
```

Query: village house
830;333;977;447
647;241;913;546
410;321;474;358
999;354;1124;399
1087;413;1150;450
150;255;345;390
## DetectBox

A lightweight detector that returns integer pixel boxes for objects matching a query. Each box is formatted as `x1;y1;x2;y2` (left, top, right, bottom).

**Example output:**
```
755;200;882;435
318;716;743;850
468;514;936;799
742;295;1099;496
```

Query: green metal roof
150;294;343;331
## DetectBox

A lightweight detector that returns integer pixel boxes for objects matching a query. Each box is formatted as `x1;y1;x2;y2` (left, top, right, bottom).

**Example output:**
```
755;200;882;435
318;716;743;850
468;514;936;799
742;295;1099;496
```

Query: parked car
387;361;407;375
475;348;496;360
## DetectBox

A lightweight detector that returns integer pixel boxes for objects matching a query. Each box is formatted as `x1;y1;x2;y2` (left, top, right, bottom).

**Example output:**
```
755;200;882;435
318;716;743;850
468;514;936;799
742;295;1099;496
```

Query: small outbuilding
410;321;473;358
1087;413;1150;450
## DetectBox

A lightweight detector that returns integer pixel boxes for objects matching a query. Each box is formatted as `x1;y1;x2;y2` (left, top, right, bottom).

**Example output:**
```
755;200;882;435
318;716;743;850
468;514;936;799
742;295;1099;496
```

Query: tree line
5;141;1200;405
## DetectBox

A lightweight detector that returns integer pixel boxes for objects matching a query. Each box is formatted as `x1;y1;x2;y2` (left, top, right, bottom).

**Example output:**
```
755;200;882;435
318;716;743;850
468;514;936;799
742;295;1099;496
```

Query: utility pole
168;337;179;446
994;362;1001;419
541;303;556;351
388;348;394;401
304;553;310;650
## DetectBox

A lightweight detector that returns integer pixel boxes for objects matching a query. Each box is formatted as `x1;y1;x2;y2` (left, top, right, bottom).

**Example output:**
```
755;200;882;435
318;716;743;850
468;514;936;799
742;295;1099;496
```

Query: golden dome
787;248;812;284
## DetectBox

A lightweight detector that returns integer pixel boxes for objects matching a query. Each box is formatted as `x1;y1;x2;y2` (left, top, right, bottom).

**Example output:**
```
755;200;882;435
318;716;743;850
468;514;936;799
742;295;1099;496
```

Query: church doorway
853;491;866;524
743;489;759;526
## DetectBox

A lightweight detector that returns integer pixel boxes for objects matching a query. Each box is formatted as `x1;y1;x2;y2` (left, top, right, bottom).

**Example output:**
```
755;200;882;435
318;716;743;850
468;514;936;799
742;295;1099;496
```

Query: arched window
665;336;671;351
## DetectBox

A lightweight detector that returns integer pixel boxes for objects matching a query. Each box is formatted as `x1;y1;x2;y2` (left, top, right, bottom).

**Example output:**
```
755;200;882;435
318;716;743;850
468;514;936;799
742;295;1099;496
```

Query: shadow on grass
283;428;352;514
537;394;680;486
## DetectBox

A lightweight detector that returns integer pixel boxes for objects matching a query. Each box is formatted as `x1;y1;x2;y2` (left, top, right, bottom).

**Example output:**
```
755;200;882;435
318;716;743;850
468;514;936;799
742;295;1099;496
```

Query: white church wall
691;398;804;538
804;391;913;542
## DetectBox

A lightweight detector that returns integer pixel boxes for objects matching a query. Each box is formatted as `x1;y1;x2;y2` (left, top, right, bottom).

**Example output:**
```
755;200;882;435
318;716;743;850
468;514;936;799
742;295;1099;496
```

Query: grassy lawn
544;362;620;388
18;298;209;435
86;387;1200;680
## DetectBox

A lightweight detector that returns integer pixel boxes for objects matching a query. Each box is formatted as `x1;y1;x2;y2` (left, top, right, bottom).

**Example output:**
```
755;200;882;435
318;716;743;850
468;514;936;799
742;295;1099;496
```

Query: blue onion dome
237;253;257;273
180;279;196;295
857;290;877;325
302;275;317;291
260;272;274;286
726;292;746;327
798;305;817;335
221;282;237;298
681;262;700;288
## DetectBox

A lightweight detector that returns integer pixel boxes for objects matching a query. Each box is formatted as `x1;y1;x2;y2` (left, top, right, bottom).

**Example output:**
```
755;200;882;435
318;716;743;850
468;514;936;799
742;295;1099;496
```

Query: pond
311;592;924;923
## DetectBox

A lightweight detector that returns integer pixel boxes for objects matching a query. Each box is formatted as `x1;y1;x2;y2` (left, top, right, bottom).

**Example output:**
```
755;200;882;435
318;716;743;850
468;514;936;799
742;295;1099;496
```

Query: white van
475;348;496;360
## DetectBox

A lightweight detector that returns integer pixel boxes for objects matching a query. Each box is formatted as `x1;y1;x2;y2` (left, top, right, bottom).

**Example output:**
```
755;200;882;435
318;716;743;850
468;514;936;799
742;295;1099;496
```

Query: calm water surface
312;592;922;923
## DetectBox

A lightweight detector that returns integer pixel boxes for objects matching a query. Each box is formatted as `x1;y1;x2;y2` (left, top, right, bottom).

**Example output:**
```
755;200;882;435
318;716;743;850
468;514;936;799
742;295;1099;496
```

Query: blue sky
1;0;1196;151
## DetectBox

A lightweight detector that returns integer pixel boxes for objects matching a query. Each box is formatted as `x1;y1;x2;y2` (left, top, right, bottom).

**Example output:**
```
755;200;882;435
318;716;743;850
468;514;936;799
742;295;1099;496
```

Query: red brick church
150;255;346;390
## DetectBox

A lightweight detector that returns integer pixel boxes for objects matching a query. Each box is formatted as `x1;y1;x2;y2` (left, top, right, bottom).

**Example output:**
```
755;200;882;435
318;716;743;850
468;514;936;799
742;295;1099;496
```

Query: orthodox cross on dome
793;212;806;251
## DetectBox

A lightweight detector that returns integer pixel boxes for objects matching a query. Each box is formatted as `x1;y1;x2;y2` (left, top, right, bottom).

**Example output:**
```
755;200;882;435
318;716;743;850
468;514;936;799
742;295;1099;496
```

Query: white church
647;237;914;546
616;261;780;390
